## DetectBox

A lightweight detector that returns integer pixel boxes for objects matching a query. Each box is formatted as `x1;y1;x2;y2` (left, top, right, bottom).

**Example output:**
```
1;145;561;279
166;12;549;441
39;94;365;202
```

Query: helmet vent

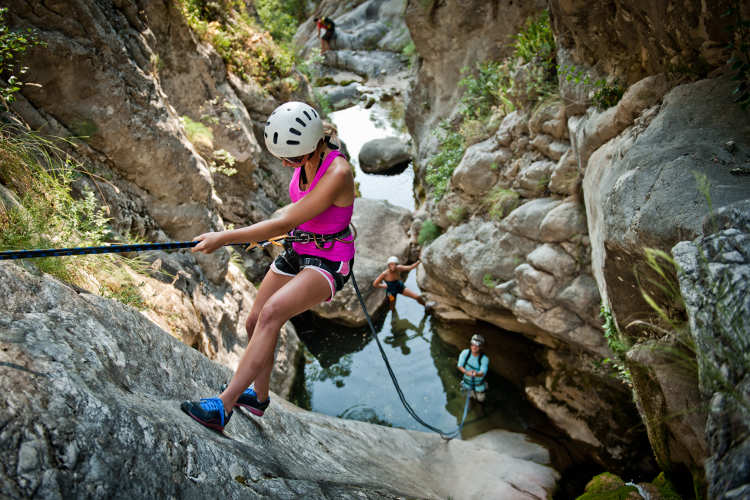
273;132;278;144
311;109;318;118
295;117;306;127
303;111;312;120
289;127;302;136
286;140;300;145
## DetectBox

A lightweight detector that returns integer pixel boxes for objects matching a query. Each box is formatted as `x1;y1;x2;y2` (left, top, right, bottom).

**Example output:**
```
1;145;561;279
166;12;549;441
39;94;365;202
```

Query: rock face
358;136;412;174
673;200;750;499
6;0;308;381
405;0;750;482
583;75;750;335
0;262;559;499
404;0;545;162
547;0;736;84
295;0;412;80
312;198;413;326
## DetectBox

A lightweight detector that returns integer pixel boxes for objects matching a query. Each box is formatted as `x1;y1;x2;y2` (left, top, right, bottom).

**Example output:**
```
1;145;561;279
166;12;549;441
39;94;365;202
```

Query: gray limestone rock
358;136;412;174
501;198;562;241
673;200;750;499
0;261;559;499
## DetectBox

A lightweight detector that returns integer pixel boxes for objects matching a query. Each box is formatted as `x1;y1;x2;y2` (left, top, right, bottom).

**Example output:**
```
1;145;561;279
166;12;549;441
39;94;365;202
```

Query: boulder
451;137;509;196
312;198;413;326
0;261;560;499
358;136;412;174
583;75;750;333
673;200;750;499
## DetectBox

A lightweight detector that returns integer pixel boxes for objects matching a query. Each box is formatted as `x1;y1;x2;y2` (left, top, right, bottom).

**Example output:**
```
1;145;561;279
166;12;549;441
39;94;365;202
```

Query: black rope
1;237;472;439
350;272;470;440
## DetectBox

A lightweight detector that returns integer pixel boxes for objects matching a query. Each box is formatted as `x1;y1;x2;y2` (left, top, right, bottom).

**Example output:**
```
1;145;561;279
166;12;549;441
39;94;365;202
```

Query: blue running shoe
181;397;232;431
221;383;270;416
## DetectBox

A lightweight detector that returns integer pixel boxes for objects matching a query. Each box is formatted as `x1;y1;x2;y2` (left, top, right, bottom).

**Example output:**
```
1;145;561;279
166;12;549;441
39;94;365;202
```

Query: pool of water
290;271;543;438
290;98;547;438
330;102;415;211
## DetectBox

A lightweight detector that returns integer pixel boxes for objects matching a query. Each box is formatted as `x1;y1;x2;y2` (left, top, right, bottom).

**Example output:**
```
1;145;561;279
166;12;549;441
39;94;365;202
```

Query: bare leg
402;287;425;305
238;269;293;399
219;269;331;408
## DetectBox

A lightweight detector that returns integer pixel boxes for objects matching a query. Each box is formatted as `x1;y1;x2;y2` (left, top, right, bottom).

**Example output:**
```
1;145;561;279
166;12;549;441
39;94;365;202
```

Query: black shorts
321;28;335;41
271;249;352;301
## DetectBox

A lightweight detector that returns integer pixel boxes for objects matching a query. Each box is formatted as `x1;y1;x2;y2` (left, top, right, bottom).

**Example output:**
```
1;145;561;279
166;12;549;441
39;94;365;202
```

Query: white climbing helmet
470;334;485;346
264;101;324;159
387;256;399;264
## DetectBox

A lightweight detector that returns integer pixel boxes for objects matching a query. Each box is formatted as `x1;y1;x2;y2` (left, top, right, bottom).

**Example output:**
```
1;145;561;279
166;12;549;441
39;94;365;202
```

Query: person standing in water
181;101;356;432
457;334;489;403
373;256;431;311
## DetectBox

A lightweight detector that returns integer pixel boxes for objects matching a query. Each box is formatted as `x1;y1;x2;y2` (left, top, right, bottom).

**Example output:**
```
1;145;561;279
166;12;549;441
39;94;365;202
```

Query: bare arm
397;259;421;272
193;158;353;253
372;271;387;289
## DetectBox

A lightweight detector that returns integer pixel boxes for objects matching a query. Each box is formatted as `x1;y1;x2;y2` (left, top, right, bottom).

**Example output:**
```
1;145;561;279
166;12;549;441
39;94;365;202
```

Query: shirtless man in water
373;256;433;311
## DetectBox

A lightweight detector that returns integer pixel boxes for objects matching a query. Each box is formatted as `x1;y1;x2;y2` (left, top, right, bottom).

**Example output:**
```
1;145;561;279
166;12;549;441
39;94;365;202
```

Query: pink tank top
289;150;355;261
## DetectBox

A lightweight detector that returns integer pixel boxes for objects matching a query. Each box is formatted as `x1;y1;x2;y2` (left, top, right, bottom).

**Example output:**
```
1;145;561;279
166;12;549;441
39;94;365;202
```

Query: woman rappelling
181;101;356;431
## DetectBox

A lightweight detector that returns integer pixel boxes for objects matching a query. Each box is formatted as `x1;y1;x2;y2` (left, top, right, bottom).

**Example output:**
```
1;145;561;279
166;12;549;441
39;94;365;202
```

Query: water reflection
290;273;544;438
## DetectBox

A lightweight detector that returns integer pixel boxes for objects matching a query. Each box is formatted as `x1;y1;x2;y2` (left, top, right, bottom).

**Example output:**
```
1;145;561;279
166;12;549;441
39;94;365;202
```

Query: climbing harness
1;224;473;440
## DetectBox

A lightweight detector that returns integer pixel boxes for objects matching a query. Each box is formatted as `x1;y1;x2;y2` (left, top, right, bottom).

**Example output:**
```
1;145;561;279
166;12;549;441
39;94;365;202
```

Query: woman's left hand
192;231;226;254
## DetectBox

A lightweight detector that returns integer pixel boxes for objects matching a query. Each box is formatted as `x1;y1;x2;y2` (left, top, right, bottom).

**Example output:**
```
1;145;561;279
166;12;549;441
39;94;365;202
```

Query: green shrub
447;205;467;224
425;121;464;199
0;127;111;283
483;186;519;221
181;115;213;148
482;274;496;287
417;219;441;246
255;0;305;42
599;304;632;386
177;0;295;92
0;7;45;108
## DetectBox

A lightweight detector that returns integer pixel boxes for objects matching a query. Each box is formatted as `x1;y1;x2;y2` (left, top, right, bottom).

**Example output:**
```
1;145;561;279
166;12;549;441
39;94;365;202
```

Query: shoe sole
236;403;265;416
183;409;225;432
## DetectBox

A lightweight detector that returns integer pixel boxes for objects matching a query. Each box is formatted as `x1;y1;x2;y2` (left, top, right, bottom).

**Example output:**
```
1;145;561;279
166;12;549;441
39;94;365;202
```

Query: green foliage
599;304;632;386
592;80;624;110
255;0;306;42
181;115;214;146
483;186;519;221
514;10;556;75
724;2;750;109
576;472;638;500
417;219;441;246
558;65;624;110
447;205;467;224
482;274;496;288
0;7;45;107
177;0;295;92
210;149;237;176
0;127;112;283
100;281;146;310
425;120;464;199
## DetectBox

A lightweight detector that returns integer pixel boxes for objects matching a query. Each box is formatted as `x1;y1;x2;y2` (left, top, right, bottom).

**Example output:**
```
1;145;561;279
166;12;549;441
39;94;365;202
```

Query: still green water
289;100;544;438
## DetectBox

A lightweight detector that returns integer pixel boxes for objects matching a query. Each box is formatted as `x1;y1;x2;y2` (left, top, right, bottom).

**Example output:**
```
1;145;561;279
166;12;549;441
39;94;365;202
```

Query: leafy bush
417;219;441;246
255;0;306;42
0;7;45;107
0;128;108;279
483;186;519;221
177;0;295;91
424;121;464;199
599;304;632;386
0;127;151;307
558;65;624;110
